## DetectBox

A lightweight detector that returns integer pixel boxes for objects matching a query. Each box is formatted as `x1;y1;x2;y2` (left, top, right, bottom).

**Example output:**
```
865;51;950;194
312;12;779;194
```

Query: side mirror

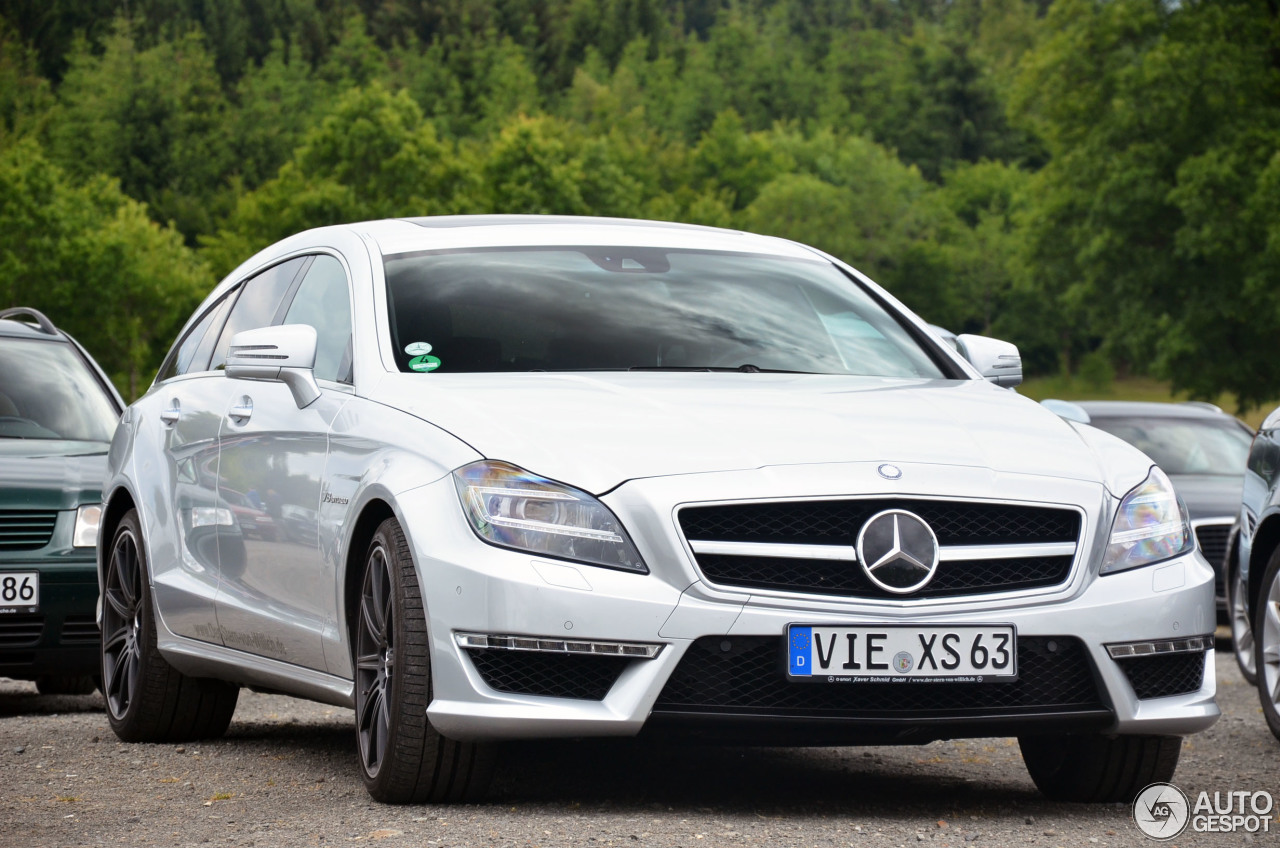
956;334;1022;388
226;324;321;408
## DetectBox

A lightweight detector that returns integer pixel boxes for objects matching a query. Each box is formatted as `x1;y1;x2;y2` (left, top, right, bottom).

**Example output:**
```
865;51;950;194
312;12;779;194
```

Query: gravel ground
1;641;1275;848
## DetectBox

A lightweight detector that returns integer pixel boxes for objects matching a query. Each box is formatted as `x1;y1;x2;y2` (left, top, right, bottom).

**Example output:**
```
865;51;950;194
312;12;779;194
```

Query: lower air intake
653;635;1104;717
466;649;630;701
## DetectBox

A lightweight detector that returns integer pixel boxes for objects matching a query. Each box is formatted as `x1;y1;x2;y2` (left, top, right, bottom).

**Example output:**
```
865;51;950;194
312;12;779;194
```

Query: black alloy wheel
353;517;495;803
356;536;395;780
101;509;239;742
102;517;145;720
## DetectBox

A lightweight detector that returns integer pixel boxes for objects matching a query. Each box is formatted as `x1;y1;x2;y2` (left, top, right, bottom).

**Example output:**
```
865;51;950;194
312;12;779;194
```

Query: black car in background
1043;400;1253;621
0;308;123;693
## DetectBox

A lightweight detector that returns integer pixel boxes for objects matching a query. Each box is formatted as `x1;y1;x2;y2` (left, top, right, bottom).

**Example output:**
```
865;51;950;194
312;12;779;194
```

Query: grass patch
1019;375;1280;429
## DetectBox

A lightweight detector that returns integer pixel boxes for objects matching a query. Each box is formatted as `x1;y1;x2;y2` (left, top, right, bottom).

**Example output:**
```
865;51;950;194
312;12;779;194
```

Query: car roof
357;215;823;261
1073;400;1231;421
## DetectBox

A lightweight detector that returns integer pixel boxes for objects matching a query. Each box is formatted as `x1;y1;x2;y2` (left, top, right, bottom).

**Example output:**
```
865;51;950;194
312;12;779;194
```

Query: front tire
1231;557;1258;684
101;510;239;742
354;517;494;803
1018;733;1182;802
1253;547;1280;741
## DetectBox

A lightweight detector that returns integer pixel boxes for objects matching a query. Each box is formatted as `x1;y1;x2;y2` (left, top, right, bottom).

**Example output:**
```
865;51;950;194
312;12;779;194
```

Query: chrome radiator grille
679;498;1081;600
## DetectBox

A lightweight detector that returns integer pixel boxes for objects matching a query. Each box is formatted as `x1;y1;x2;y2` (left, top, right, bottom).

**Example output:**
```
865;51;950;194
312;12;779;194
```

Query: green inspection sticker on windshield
408;354;441;372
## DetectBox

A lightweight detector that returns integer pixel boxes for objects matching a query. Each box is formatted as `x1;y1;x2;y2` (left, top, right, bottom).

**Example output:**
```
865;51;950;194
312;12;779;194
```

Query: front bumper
399;464;1219;743
0;560;100;681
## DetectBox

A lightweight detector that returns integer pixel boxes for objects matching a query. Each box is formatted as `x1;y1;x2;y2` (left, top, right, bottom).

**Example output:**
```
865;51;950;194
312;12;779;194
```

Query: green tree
0;140;211;398
204;83;475;276
46;23;234;242
1011;0;1280;407
0;19;53;142
744;129;970;327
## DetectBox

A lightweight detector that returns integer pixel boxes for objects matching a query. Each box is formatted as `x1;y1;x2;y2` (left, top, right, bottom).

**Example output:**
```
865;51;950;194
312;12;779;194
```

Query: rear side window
156;291;235;382
209;257;308;371
282;255;354;383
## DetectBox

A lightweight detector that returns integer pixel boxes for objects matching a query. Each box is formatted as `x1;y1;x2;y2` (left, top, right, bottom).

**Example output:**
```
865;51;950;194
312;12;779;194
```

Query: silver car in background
99;216;1218;804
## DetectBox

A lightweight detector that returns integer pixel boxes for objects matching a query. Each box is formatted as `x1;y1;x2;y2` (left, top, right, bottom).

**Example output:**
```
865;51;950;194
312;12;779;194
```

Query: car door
146;258;309;645
213;254;354;671
143;291;239;645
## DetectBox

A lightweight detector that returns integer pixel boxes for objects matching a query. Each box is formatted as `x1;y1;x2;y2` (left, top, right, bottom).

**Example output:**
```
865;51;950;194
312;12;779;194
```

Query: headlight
1100;467;1194;575
73;504;102;548
453;461;647;573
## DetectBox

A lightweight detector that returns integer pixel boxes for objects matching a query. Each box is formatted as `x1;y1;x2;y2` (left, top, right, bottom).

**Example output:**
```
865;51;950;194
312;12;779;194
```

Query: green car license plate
0;570;39;613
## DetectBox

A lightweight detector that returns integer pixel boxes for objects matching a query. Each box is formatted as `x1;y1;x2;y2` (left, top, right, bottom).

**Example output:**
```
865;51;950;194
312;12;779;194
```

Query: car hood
371;373;1153;496
0;441;109;510
1168;473;1243;520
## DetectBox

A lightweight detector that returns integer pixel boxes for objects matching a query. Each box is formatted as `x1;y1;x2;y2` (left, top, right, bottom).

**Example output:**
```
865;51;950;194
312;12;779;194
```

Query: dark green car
0;308;123;693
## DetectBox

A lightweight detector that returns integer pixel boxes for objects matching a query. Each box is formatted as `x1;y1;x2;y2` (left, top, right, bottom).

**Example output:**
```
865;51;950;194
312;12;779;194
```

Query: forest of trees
1;0;1278;406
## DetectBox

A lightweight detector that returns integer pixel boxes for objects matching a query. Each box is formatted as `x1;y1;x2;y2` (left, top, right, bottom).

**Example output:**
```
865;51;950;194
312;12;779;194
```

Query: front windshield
384;247;946;378
0;337;120;441
1089;416;1253;475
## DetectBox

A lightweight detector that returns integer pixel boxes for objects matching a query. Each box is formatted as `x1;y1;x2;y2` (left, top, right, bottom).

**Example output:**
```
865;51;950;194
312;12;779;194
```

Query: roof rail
1180;401;1224;414
0;307;58;336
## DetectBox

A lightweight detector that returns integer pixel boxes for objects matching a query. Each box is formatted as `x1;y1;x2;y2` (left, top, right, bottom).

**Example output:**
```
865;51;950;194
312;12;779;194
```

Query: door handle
228;397;253;425
160;401;180;425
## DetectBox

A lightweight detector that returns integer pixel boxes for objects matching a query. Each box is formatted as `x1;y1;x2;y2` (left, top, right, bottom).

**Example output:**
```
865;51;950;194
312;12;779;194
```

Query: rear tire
101;510;239;742
354;517;495;803
1018;733;1182;802
1253;546;1280;741
35;675;96;696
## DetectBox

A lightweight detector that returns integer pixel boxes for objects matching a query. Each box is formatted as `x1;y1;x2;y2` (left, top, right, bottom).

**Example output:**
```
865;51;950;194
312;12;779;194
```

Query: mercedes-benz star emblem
877;464;903;480
855;509;940;594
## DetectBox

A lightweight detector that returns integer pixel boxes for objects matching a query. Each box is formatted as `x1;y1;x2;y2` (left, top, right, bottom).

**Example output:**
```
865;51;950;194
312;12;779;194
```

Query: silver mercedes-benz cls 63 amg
98;216;1218;803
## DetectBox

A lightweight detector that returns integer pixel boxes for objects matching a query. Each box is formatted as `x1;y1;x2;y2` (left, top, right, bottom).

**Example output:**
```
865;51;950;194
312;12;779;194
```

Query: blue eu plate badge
789;626;812;676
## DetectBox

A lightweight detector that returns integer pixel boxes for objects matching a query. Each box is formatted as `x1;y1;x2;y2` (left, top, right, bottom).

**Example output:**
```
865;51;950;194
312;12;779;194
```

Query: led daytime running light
1109;519;1186;546
455;632;662;658
1106;636;1212;658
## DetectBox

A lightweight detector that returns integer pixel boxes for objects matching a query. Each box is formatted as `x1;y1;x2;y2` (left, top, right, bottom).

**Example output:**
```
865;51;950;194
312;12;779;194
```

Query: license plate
0;571;39;613
787;624;1017;682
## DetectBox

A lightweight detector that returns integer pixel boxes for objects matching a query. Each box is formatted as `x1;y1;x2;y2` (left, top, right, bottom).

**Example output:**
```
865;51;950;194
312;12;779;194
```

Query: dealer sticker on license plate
787;624;1016;683
0;571;39;614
